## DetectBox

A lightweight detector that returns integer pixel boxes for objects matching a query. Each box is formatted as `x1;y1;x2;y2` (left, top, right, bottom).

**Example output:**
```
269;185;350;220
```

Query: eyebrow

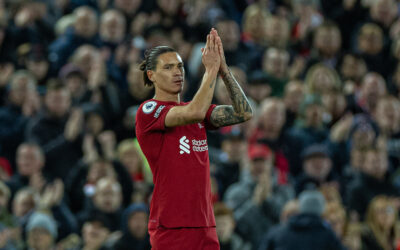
163;63;184;67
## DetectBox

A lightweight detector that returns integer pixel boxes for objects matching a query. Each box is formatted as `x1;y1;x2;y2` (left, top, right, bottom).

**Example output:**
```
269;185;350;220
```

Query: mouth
173;79;184;85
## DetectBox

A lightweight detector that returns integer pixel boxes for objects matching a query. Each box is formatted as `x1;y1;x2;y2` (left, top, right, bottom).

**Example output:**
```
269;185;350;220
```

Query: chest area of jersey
168;123;209;155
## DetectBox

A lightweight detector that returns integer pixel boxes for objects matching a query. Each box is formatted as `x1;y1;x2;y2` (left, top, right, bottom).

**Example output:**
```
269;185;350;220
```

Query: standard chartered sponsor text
192;139;208;152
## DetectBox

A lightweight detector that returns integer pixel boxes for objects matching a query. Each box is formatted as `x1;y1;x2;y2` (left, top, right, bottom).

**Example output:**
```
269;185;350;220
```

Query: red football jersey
135;99;217;229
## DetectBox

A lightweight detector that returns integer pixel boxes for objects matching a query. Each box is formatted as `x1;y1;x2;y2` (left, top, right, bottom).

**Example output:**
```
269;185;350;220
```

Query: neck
154;89;180;103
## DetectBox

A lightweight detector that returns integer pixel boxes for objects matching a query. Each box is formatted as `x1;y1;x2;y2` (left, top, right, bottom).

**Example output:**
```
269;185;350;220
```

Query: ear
147;70;154;82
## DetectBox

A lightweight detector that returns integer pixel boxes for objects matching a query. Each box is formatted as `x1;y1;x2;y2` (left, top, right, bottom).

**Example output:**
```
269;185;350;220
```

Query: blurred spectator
12;188;38;225
241;3;269;47
116;139;147;183
66;158;133;214
346;72;387;115
322;91;347;127
10;1;55;48
77;177;123;231
116;63;154;139
368;0;397;32
309;21;342;68
249;98;305;177
213;130;246;198
0;181;23;250
26;211;57;250
113;0;144;24
58;63;87;105
214;202;251;250
283;80;304;129
338;53;367;93
246;71;272;106
6;143;46;196
99;9;126;54
69;45;122;120
361;195;400;250
73;212;113;250
294;144;338;195
26;81;83;180
261;47;290;97
356;23;388;75
323;202;347;240
292;94;329;146
224;143;294;249
259;190;346;250
110;203;151;250
0;70;39;168
48;6;100;74
291;0;323;45
215;18;258;73
24;45;50;87
39;179;79;241
372;96;400;169
264;15;290;49
346;147;400;220
304;63;341;96
343;222;362;250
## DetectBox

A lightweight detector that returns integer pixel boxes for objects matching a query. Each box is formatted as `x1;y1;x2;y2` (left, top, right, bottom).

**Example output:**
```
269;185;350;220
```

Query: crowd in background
1;0;400;249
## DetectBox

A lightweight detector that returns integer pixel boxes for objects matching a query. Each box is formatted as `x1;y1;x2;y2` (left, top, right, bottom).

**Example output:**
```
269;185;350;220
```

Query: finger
205;34;210;49
216;36;223;56
211;28;217;36
210;33;215;51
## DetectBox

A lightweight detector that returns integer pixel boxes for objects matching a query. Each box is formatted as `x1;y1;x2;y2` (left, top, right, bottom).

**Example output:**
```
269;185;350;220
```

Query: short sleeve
135;101;173;133
204;104;217;130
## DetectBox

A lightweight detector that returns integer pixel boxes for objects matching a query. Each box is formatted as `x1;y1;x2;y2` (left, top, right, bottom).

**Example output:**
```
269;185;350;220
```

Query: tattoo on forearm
211;105;247;127
210;78;216;89
210;70;253;127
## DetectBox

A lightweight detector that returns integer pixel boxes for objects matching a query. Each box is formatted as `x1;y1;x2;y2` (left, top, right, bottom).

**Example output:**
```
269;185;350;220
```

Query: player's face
151;52;185;95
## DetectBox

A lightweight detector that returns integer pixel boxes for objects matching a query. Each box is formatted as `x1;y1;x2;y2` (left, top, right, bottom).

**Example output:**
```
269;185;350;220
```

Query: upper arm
210;105;249;128
164;105;203;128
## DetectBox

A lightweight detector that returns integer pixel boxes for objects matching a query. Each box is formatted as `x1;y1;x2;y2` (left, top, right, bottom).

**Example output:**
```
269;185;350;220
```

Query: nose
173;65;183;76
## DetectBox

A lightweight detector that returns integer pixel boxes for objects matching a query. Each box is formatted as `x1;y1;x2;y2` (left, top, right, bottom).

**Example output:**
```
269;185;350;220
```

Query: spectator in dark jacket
259;190;346;250
25;81;83;180
74;212;113;250
346;71;387;116
346;147;400;220
77;177;123;231
224;143;294;249
214;18;259;73
248;98;305;179
66;158;133;214
110;203;151;250
290;94;329;151
6;143;47;196
48;6;100;74
294;144;339;195
0;70;39;168
214;202;251;250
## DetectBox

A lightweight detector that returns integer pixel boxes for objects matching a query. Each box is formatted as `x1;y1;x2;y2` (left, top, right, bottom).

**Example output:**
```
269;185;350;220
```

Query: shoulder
136;100;169;119
135;100;175;132
139;100;159;114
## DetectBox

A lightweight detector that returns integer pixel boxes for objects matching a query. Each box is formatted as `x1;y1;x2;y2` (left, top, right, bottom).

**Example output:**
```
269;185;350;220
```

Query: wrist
220;63;229;73
205;67;219;76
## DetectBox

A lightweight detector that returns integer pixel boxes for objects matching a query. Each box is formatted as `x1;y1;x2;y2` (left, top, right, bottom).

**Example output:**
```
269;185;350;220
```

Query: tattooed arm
210;38;253;127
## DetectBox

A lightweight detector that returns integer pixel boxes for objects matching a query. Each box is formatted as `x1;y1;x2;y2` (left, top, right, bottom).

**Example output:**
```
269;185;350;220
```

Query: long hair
365;195;398;250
